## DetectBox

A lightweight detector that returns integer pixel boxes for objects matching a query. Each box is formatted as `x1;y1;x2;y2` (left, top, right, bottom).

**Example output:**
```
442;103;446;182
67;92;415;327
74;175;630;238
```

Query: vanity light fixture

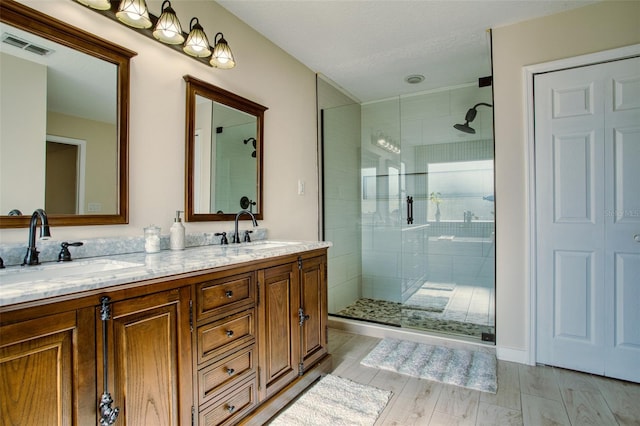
153;1;184;44
183;17;211;58
76;0;111;11
74;0;235;69
116;0;152;29
210;32;235;69
372;132;400;154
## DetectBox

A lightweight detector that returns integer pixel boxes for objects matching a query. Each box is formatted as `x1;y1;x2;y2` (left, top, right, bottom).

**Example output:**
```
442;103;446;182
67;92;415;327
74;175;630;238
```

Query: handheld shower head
454;102;492;134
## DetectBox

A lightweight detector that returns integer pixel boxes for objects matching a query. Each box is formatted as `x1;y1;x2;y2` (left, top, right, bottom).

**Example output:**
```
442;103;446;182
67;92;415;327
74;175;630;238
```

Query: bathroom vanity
0;241;330;425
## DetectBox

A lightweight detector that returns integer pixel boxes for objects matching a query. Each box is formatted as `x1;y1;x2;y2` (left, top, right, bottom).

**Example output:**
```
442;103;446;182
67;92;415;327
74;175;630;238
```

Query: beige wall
0;0;318;243
492;0;640;358
0;52;47;214
47;111;118;214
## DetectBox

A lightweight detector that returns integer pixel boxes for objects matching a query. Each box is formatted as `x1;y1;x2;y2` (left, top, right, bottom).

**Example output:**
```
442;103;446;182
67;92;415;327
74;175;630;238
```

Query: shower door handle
407;196;413;224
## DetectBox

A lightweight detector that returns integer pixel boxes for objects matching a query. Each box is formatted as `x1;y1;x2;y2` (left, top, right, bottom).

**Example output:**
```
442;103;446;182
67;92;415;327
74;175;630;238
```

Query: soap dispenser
170;210;185;250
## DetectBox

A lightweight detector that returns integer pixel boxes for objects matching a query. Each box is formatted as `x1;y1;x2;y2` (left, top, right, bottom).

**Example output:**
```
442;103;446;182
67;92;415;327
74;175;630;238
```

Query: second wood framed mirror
184;75;267;222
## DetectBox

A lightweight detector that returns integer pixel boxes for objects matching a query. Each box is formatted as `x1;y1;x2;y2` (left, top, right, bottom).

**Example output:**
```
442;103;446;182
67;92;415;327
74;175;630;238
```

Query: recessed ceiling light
405;74;425;84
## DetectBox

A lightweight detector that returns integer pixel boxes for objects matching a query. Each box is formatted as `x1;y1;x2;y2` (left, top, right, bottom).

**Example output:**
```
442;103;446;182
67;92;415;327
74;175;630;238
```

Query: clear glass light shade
76;0;111;11
153;2;184;44
210;34;235;69
116;0;152;29
183;18;211;58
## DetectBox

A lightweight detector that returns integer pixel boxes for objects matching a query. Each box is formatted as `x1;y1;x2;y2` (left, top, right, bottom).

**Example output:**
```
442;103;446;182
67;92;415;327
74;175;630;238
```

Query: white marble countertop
0;240;331;307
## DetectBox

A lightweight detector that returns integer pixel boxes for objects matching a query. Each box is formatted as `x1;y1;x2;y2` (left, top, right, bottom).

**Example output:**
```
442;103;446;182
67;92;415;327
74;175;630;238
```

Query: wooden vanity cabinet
257;261;301;400
0;308;96;426
196;251;330;425
193;268;259;425
0;247;329;426
256;254;328;402
97;286;192;426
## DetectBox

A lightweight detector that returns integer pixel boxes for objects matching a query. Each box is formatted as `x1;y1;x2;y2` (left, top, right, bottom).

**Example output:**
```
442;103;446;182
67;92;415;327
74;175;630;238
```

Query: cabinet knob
634;234;640;243
226;405;236;413
226;330;234;337
226;368;235;376
225;290;233;298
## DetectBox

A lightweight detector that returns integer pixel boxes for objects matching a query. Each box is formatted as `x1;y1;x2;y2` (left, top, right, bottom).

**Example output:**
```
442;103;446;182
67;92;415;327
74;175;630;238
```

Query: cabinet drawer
199;376;257;426
199;347;256;406
197;272;255;322
198;309;255;364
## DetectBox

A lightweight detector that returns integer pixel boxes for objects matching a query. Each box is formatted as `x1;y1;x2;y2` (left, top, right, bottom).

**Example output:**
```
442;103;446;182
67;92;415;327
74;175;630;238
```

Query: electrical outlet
87;202;102;212
297;179;305;195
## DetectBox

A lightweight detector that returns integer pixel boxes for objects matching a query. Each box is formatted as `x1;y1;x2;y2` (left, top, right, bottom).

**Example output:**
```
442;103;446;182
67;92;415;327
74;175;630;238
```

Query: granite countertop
0;240;331;307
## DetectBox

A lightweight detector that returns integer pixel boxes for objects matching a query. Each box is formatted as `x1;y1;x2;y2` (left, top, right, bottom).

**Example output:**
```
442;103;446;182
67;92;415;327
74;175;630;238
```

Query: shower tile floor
334;283;495;340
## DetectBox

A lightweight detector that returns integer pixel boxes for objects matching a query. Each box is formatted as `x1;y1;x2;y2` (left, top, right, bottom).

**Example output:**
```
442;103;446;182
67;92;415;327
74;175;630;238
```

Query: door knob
634;234;640;243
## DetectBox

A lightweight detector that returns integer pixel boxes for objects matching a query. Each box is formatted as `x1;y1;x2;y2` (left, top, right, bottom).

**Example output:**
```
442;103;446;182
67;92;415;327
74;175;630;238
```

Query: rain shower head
454;102;492;134
454;122;476;134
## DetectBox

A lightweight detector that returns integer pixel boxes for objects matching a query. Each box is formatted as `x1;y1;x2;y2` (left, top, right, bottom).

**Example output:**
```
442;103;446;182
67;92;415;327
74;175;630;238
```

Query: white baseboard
329;316;496;354
496;346;531;365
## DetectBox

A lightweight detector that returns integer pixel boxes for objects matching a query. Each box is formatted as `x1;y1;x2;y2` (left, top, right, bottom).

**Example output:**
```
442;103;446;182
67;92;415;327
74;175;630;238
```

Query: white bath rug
361;338;497;393
269;374;392;425
403;282;456;312
421;282;456;291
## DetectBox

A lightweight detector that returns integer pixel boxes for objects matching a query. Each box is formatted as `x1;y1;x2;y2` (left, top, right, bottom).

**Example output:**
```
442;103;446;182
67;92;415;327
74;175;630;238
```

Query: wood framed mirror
0;0;135;228
184;75;267;222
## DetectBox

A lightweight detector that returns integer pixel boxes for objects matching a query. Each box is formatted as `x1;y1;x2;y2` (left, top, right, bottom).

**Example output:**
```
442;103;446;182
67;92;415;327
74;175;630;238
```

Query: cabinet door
99;287;192;426
0;308;95;426
257;262;300;401
299;255;328;372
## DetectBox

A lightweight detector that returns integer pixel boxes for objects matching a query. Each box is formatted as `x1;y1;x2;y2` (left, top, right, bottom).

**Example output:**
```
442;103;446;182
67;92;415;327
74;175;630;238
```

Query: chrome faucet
233;210;258;243
22;209;51;266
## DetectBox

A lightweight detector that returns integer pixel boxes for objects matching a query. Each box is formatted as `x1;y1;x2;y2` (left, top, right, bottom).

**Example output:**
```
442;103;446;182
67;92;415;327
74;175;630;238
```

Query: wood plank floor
327;328;640;426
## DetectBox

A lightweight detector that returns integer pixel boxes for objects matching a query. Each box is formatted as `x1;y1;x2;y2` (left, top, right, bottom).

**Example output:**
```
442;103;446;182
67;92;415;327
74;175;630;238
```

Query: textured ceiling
218;0;600;102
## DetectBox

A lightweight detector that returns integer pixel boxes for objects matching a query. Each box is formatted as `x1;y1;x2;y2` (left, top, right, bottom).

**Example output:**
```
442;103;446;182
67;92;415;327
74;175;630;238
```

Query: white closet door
603;58;640;382
535;56;640;382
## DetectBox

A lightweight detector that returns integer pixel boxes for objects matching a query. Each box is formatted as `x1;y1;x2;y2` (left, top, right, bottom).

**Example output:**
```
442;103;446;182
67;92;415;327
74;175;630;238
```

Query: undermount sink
236;241;300;250
0;259;144;285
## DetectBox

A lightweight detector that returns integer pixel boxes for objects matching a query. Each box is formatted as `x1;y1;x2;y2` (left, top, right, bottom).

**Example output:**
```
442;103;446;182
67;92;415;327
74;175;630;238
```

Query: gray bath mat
361;338;497;393
403;282;455;312
269;374;392;425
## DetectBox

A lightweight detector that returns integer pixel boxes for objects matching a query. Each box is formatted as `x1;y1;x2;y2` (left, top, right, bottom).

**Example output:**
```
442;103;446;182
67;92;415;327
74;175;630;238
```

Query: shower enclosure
320;77;495;342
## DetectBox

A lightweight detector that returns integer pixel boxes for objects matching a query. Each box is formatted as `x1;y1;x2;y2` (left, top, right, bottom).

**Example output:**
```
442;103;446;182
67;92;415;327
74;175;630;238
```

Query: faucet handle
243;230;253;243
214;232;228;245
58;241;83;262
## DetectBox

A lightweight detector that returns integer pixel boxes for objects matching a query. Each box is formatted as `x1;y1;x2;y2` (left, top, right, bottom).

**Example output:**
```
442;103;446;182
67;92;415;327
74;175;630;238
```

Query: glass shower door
398;91;496;341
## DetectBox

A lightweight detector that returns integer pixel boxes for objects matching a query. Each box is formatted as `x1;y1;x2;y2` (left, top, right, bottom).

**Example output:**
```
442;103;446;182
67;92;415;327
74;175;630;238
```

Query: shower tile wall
361;84;495;304
320;85;362;314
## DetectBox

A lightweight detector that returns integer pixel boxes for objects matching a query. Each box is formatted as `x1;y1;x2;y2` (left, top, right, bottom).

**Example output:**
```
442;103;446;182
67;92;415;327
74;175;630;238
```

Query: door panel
536;55;640;382
552;132;596;223
605;66;640;381
299;256;328;371
536;64;606;373
553;250;594;341
101;288;192;425
257;262;300;400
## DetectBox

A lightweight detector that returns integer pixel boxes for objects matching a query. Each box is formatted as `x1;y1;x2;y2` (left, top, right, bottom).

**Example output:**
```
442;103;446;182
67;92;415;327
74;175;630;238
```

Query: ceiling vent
1;32;53;56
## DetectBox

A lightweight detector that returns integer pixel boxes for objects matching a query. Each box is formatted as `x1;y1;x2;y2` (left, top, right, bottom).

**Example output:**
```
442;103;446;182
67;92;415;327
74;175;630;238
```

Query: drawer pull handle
226;368;235;376
226;330;234;337
226;405;236;414
225;290;233;298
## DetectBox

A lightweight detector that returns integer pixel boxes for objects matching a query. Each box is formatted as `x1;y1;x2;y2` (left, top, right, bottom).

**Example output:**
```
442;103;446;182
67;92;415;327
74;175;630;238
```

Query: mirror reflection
194;95;258;214
0;0;134;228
185;75;266;222
1;23;117;215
